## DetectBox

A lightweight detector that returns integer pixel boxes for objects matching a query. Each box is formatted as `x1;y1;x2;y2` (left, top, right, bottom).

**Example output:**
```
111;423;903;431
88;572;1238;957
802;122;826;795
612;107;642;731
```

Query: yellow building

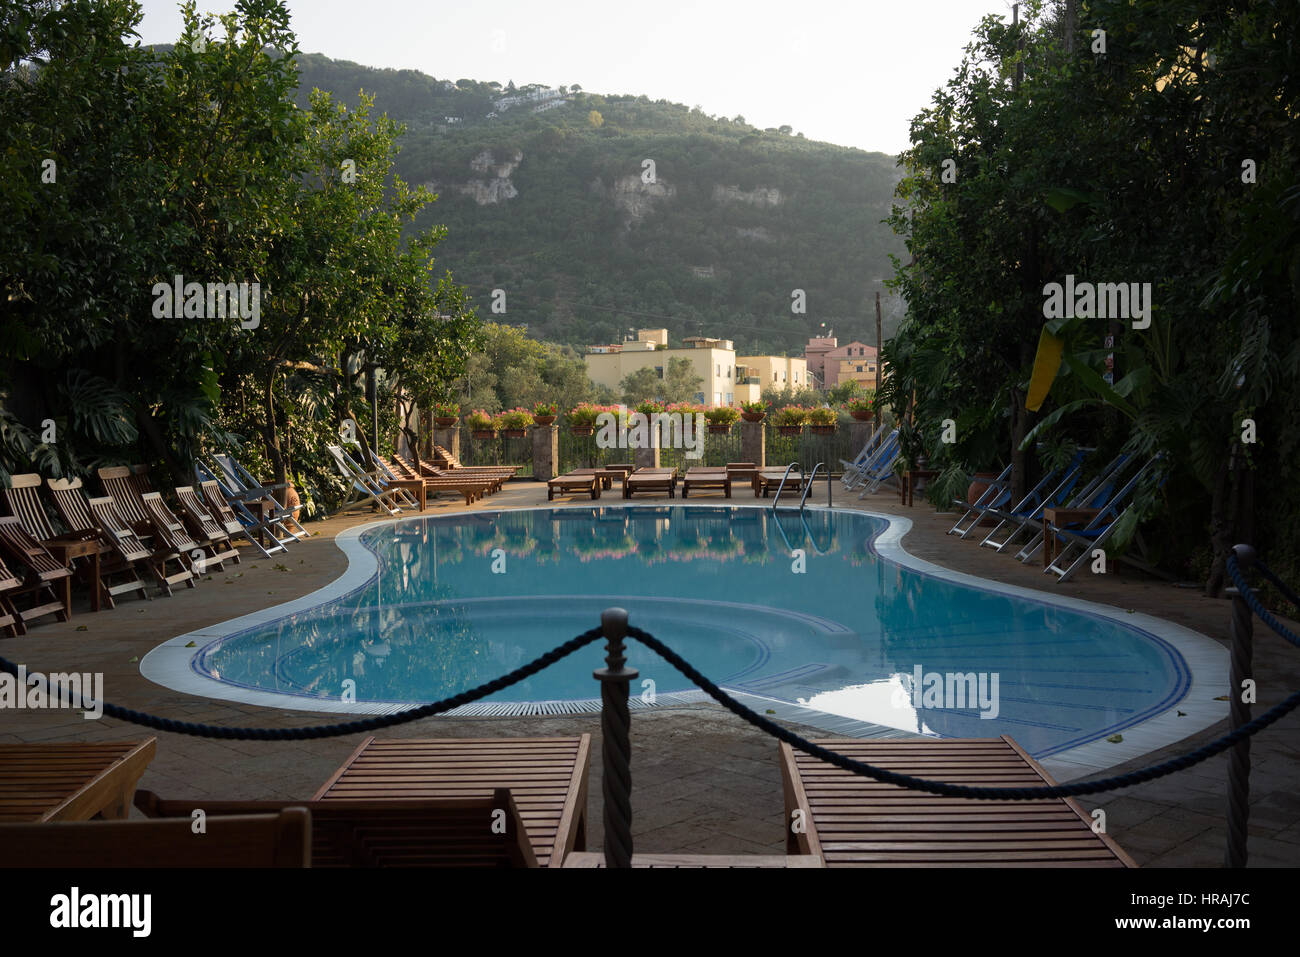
582;329;802;407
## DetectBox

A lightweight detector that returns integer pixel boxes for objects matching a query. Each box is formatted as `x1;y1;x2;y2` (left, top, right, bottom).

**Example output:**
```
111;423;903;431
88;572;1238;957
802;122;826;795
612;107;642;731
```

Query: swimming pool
143;505;1228;763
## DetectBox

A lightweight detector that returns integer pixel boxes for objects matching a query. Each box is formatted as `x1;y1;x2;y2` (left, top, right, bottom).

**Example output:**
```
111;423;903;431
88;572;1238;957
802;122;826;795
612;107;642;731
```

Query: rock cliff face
430;149;524;205
591;174;677;225
713;184;784;207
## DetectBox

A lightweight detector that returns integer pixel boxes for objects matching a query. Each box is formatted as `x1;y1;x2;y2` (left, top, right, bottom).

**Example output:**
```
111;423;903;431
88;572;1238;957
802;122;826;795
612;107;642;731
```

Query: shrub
704;406;740;425
497;408;534;430
772;406;809;426
808;406;838;426
466;410;495;430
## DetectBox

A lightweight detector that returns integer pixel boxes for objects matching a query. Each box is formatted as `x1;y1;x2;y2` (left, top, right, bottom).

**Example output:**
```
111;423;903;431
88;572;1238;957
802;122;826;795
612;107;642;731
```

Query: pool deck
2;479;1297;866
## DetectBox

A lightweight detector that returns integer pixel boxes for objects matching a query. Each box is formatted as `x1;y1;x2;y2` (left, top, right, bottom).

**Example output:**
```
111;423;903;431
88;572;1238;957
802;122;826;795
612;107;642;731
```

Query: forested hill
293;54;905;355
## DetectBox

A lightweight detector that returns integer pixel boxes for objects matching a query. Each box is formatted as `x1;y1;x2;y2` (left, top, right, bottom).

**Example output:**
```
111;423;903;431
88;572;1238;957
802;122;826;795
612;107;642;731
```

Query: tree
587;110;603;128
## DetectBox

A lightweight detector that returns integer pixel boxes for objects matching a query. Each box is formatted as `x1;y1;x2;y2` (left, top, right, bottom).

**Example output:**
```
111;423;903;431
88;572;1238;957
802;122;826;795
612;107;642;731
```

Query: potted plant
497;408;534;438
773;405;809;436
808;406;838;434
533;401;558;426
704;406;740;434
433;401;460;429
844;394;875;422
568;402;600;435
740;400;767;423
466;409;497;439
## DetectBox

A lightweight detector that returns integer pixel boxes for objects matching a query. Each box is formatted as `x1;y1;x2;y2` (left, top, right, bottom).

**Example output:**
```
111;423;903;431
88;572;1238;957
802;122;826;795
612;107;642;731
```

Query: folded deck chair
134;788;537;868
977;450;1089;553
856;432;903;497
9;473;149;609
946;463;1014;537
1045;454;1162;582
0;516;73;627
1014;452;1130;564
357;449;423;509
840;424;891;490
196;462;298;553
0;552;30;636
210;453;310;540
46;477;154;605
327;445;404;516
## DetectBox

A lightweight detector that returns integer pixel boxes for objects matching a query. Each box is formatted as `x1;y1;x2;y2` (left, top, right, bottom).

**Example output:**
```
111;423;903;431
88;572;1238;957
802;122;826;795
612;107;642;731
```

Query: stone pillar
432;425;460;463
740;420;766;468
532;424;560;480
633;441;660;470
849;420;875;458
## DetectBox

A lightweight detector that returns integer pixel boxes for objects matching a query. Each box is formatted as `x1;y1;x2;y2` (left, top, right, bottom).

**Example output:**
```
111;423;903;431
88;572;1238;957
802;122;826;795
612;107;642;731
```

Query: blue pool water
195;506;1189;757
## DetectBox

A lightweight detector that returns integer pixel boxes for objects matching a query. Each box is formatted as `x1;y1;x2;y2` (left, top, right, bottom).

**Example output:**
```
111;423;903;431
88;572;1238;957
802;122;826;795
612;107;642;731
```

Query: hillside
294;54;906;355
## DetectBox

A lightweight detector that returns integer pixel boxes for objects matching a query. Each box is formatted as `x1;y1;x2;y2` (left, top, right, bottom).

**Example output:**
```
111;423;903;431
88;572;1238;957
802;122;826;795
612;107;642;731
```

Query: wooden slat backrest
139;493;194;552
2;474;59;542
46;477;97;534
98;466;151;526
130;463;156;493
0;516;69;578
174;486;224;540
199;481;243;532
0;551;21;591
390;454;420;479
86;497;151;558
0;810;311;867
135;789;535;868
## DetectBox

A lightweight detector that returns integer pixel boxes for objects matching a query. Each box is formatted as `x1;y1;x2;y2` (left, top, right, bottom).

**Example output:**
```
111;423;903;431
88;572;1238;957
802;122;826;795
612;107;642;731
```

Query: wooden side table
1042;507;1101;568
42;535;102;613
900;469;939;507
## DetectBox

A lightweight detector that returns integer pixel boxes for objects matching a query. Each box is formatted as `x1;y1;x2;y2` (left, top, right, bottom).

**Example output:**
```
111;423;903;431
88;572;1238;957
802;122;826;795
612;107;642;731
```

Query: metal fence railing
456;427;534;477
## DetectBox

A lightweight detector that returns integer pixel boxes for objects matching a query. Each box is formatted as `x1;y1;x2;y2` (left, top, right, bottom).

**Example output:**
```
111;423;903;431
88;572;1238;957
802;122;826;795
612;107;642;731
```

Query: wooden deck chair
7;474;148;609
139;491;212;575
85;497;193;596
1045;454;1163;582
947;463;1014;536
211;453;310;540
195;474;289;558
388;455;494;504
978;450;1089;553
327;445;403;515
399;452;511;490
174;485;241;567
432;444;520;477
0;553;26;636
96;465;156;539
130;463;157;493
347;448;419;509
135;788;537;868
45;477;153;606
0;516;73;627
1014;452;1130;564
0;809;311;867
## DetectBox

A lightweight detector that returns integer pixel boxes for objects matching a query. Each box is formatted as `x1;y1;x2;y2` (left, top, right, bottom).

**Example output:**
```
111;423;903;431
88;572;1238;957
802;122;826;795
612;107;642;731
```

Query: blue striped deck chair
1015;452;1130;564
1045;454;1162;582
947;464;1013;537
856;432;903;497
840;425;891;491
978;449;1090;553
211;453;310;540
194;463;292;557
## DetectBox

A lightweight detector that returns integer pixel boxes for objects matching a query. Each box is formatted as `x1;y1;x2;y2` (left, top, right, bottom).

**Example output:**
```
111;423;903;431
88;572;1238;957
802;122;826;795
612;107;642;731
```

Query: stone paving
2;479;1296;865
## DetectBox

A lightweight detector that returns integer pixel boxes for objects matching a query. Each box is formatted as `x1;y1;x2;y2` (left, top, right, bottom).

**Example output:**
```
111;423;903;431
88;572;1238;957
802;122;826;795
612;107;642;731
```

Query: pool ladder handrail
771;462;803;511
800;462;832;510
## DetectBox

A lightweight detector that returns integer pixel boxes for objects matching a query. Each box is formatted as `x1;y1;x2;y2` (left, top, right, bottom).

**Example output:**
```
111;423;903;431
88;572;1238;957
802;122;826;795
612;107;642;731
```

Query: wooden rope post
594;607;637;868
1225;543;1255;868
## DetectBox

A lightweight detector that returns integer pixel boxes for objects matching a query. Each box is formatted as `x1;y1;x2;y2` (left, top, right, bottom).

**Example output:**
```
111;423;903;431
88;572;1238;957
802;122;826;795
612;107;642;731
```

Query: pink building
804;335;838;387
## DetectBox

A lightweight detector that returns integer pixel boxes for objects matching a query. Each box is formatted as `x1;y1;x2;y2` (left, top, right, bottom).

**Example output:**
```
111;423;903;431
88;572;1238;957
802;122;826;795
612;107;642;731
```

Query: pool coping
140;502;1229;781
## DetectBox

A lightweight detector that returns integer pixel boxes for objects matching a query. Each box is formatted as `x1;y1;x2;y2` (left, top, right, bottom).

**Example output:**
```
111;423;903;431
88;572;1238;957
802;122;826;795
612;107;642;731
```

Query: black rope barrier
1229;553;1300;648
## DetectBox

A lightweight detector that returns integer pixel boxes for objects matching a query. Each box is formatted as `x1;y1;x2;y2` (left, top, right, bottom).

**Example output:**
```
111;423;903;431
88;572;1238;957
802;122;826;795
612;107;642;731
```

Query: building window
727;366;732;379
655;366;664;379
856;365;864;373
694;391;706;404
714;392;723;406
773;372;778;382
716;363;721;376
725;392;733;404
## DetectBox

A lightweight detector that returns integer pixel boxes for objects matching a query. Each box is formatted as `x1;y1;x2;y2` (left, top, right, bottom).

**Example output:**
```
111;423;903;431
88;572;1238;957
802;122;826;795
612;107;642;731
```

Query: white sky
133;0;1015;155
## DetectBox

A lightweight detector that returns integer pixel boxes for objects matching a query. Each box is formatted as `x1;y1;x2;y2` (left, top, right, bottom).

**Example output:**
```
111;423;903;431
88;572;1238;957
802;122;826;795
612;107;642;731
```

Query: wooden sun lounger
0;516;73;627
0;553;25;637
174;485;242;568
135;788;537;867
623;468;678;499
311;736;591;869
681;468;732;498
431;445;520;478
46;477;154;606
6;473;148;611
0;810;310;867
86;496;194;596
0;739;157;822
563;852;823;868
753;469;811;498
548;473;601;500
780;736;1135;867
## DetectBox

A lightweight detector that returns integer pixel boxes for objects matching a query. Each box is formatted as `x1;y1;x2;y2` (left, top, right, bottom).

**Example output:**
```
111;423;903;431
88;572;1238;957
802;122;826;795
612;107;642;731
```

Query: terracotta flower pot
740;411;766;423
707;423;732;434
570;425;594;436
502;428;527;439
471;430;497;440
810;425;837;435
968;471;1000;525
850;410;873;421
534;415;556;426
434;416;458;428
777;425;803;436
